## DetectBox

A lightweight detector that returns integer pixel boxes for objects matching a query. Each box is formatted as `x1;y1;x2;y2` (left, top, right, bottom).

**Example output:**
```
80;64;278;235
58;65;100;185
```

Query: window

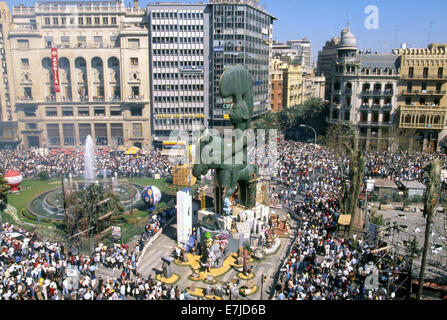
131;87;140;97
130;106;142;116
94;16;100;25
110;107;122;116
94;36;103;47
62;107;73;116
78;17;83;25
86;17;92;25
17;39;29;49
103;17;108;25
46;107;57;117
110;36;119;47
132;123;142;137
21;58;29;67
61;36;70;45
128;39;140;48
24;87;32;99
53;17;58;25
78;107;90;116
423;67;429;78
438;67;444;78
111;17;117;25
45;36;53;48
94;107;105;116
408;67;414;78
26;123;38;129
61;17;66;25
130;57;139;66
24;108;36;117
44;17;50;25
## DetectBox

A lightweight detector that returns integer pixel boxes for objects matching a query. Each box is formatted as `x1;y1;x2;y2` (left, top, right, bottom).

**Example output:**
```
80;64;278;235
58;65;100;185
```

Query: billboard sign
51;48;60;93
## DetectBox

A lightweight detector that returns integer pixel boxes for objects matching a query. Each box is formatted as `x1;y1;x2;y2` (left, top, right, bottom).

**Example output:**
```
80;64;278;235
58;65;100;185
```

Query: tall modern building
9;0;151;149
287;37;312;68
209;0;276;129
147;3;211;149
147;0;276;145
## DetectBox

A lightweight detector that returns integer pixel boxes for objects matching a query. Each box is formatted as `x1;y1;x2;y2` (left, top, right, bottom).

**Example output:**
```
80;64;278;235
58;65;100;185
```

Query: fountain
84;135;96;185
28;136;144;221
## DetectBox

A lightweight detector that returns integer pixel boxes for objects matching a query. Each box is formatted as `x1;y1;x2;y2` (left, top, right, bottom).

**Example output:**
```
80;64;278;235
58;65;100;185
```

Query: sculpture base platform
197;203;271;253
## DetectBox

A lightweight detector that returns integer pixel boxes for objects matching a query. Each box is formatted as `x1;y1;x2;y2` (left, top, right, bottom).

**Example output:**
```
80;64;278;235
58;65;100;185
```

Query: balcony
402;75;447;81
125;95;148;103
399;105;447;130
17;95;34;100
402;89;447;96
326;117;347;124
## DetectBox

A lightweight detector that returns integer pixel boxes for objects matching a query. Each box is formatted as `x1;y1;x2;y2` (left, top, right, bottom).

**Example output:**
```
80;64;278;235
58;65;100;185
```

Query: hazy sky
5;0;447;63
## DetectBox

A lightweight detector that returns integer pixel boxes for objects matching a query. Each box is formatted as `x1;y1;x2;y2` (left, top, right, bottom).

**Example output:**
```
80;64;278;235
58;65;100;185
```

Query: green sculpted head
219;65;254;130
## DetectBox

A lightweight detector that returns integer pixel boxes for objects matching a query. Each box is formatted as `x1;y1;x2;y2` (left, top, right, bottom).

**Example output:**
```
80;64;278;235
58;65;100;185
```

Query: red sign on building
51;48;60;93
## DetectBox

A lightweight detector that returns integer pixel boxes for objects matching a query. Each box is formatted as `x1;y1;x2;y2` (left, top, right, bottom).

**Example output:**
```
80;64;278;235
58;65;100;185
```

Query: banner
51;48;60;93
441;169;447;183
111;226;121;239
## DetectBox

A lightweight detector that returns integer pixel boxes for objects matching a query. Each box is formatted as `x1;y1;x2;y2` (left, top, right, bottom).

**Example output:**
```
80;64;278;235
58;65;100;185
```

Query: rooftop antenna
346;10;351;30
427;22;433;44
394;29;399;49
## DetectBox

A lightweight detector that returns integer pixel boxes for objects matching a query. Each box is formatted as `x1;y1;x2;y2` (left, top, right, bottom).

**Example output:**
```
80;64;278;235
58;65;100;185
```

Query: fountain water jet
84;135;96;185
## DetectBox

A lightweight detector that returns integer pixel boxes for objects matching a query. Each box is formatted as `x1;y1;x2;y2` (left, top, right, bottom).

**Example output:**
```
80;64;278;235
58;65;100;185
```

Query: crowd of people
0;148;172;179
0;218;191;300
1;139;446;300
271;140;429;300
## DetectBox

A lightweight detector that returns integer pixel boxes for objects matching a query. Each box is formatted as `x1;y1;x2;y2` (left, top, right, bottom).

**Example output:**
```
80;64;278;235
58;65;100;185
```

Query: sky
4;0;447;63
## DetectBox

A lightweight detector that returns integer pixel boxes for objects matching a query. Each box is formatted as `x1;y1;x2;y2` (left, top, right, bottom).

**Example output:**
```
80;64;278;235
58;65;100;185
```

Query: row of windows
154;84;204;91
153;61;203;68
153;72;204;80
152;37;204;44
154;95;204;103
17;37;140;49
151;24;204;31
154;118;205;126
404;97;441;106
154;107;204;114
44;106;143;117
151;12;204;20
152;48;205;56
44;16;117;26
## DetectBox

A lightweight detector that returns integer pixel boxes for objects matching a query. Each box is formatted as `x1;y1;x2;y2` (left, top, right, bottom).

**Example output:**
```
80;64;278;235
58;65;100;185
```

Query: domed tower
329;27;361;124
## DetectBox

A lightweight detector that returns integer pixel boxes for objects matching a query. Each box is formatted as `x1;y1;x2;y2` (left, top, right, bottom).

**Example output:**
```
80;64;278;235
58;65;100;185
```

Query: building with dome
325;27;400;150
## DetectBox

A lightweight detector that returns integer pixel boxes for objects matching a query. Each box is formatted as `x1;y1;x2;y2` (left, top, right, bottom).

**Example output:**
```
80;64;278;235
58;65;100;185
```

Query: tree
65;184;124;239
417;159;441;300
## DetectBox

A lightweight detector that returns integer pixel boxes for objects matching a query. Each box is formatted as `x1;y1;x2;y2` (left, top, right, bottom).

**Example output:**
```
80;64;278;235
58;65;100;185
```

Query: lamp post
300;124;317;186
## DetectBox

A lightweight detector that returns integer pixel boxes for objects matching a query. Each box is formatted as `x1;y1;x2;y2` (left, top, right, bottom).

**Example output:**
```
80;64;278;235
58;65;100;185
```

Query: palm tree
341;128;365;236
417;159;441;300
